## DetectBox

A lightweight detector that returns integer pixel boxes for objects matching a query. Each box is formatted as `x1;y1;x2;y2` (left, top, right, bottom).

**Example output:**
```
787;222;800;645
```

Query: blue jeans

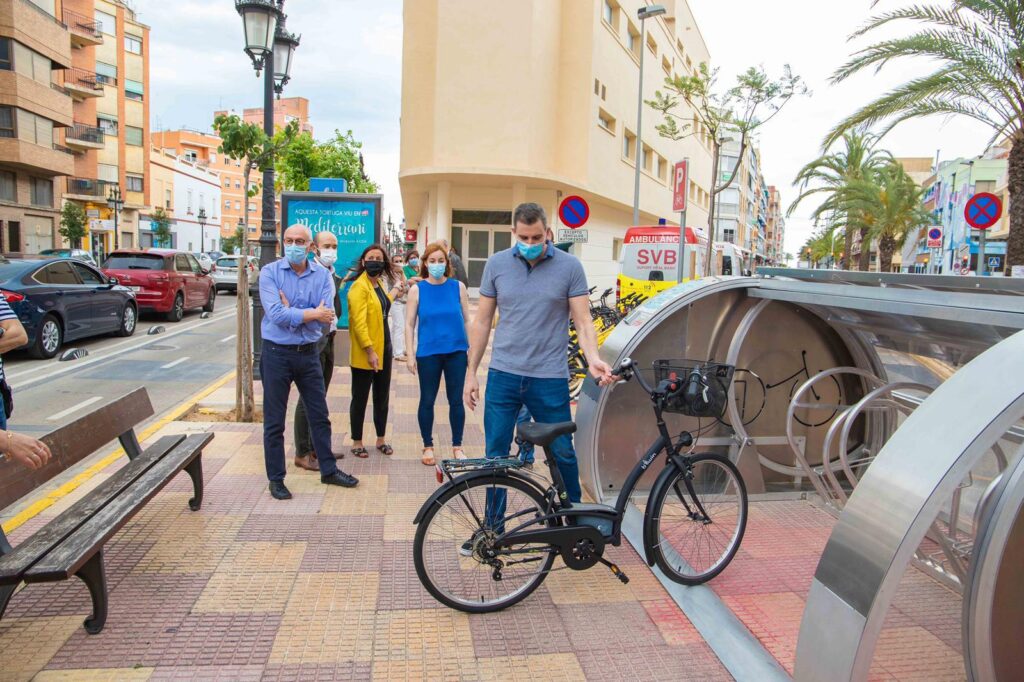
484;369;580;528
416;351;467;447
0;396;7;430
260;340;339;482
515;406;534;463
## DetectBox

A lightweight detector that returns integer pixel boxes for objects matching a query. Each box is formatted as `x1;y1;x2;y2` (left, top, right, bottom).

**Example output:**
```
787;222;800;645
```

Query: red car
102;249;216;321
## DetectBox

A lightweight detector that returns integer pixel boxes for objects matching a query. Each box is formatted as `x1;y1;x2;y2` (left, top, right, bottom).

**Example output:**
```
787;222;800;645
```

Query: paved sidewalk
0;354;966;680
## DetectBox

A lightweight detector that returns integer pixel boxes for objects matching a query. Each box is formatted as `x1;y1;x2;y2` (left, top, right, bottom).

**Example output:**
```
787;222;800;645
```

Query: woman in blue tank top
404;242;470;467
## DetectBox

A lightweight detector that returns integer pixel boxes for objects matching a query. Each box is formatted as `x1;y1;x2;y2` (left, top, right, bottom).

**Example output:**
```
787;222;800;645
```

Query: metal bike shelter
574;270;1024;680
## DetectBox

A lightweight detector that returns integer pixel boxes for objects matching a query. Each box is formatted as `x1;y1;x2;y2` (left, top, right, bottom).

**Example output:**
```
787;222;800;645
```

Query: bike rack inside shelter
575;269;1024;681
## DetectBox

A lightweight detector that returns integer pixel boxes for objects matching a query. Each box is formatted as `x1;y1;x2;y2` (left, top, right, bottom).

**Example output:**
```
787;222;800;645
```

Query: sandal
376;443;394;456
452;447;466;460
351;447;369;459
421;447;435;466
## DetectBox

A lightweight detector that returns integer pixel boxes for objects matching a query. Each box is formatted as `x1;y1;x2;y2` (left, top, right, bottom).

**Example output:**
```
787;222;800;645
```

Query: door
73;261;120;332
174;253;196;307
185;253;210;306
36;261;92;340
460;226;512;296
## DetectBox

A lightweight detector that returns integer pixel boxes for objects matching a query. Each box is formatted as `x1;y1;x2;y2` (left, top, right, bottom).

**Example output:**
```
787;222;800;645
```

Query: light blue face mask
427;263;446;279
284;244;307;265
516;240;544;261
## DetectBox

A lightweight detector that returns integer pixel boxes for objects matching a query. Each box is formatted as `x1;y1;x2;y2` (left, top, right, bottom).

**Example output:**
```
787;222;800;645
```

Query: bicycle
738;350;843;428
412;358;749;613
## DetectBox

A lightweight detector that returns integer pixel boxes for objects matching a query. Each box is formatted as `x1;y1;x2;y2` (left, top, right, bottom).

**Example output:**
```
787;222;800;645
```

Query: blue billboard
281;192;382;328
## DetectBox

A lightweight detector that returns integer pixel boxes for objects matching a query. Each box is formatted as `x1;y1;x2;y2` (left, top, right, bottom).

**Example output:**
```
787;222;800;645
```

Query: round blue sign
964;192;1002;230
559;195;590;229
928;227;941;240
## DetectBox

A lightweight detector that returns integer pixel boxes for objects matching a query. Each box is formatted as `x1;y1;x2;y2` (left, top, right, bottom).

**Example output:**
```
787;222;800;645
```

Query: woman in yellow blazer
346;244;408;458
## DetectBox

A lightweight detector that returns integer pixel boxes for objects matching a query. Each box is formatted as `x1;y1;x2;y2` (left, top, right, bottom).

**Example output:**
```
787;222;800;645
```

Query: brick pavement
0;354;966;680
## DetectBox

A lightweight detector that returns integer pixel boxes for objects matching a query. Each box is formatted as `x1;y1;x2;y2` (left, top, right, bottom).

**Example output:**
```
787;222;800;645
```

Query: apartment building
713;131;774;272
0;0;76;253
765;185;785;266
399;0;714;292
56;0;149;261
145;146;221;251
151;128;245;242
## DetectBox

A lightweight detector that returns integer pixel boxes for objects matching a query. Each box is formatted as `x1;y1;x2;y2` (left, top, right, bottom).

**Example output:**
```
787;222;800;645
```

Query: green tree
220;224;245;255
825;1;1024;273
648;64;808;275
277;129;379;193
213;113;299;422
149;206;172;248
789;131;893;270
804;224;844;268
843;163;932;273
59;201;88;249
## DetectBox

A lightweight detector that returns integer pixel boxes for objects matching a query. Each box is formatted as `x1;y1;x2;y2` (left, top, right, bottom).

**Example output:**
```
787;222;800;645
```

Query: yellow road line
1;370;238;534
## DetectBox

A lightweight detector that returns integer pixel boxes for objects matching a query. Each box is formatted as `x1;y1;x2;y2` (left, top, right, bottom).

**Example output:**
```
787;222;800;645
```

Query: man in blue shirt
259;224;358;499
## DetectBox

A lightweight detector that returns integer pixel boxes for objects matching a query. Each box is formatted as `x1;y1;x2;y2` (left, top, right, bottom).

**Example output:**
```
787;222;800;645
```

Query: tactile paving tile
236;514;384;545
557;601;668;652
382;493;427;541
47;614;282;670
0;615;82;680
385;460;443;494
318;475;389;516
722;591;806;674
133;515;248;574
148;665;265;681
467;587;575;657
370;608;476;675
374;541;437;612
641;597;705;646
472;653;587;682
35;667;155;681
868;627;966;681
299;538;385;574
193;571;298;614
262;662;373;681
576;643;733;681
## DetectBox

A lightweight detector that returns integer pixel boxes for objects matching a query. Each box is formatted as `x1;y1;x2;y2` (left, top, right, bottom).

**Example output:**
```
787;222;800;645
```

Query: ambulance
617;225;706;300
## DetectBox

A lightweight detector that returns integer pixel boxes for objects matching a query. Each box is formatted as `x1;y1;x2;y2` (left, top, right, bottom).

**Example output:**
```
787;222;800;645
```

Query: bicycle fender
641;464;683;567
411;469;550;525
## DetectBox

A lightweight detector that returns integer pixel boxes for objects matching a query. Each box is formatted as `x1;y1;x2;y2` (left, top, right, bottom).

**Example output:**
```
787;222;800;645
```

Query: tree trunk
878;234;896;273
1006;133;1024;274
704;142;721;277
235;164;256;422
843;225;853;270
858;227;871;271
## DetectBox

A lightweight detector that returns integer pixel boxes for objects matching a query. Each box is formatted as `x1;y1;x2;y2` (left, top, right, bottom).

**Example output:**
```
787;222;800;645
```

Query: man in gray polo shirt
465;202;613;504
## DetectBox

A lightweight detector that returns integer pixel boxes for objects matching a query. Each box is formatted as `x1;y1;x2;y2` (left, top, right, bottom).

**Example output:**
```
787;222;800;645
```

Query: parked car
0;257;137;359
205;250;225;263
193;252;215;273
212;255;260;293
38;248;99;267
102;249;216;322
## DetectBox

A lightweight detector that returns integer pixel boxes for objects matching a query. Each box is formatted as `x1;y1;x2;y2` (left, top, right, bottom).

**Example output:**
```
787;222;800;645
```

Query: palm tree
790;131;892;270
804;225;844;268
825;1;1024;273
843;164;933;272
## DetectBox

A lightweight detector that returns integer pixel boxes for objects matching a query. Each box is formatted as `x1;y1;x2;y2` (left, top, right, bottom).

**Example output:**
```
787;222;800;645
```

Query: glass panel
125;79;144;95
467;230;489;259
125;126;143;146
175;254;190;271
95;10;115;36
73;262;103;284
0;171;15;202
468;259;485;288
493;231;512;252
103;254;164;270
451;225;462;254
43;261;79;285
451;210;512;225
0;38;10;71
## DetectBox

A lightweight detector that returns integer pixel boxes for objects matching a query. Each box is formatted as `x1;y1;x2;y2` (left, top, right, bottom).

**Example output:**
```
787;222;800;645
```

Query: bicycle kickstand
597;555;630;584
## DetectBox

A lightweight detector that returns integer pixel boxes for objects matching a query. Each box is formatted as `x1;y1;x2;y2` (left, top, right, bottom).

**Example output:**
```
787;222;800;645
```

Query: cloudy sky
144;1;994;258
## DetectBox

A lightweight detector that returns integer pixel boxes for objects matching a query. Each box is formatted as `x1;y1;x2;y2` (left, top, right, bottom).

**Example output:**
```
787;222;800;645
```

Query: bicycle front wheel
414;475;556;613
646;454;748;585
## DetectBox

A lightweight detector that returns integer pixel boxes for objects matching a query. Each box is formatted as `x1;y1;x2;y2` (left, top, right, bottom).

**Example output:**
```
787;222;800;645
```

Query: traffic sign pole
674;159;689;282
978;228;987;276
964;192;1003;277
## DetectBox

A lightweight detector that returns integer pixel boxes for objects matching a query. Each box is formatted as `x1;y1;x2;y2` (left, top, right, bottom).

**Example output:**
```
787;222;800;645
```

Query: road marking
160;356;190;370
2;370;237;535
46;396;104;421
220;334;236;343
6;309;234;388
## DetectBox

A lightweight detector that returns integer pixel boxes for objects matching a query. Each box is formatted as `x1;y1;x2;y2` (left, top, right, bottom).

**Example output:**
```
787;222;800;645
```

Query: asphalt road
3;304;241;435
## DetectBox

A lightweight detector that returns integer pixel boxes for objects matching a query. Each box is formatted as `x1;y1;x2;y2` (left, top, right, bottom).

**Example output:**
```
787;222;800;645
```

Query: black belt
265;340;318;353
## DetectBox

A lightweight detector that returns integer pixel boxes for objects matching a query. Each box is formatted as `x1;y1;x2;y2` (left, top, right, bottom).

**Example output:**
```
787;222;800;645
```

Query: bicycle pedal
610;563;629;584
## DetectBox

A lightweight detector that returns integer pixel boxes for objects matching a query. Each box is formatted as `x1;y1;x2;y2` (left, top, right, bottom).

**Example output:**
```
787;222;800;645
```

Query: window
165;189;171;209
721;154;739;173
98;164;118;183
641;144;652;172
95;62;117;85
95;10;116;36
0;170;15;202
623;129;636;161
0;38;11;71
97;115;118;134
662;55;671;76
235;201;241;210
224;177;230;187
627;22;640;56
0;107;14;138
602;0;614;26
601;84;607;100
199;193;205;212
658;156;668;181
125;79;144;101
247;202;256;212
235;179;241;189
30;177;52;207
104;253;164;270
183;150;197;162
186;254;202;274
647;34;657;57
224;199;231;209
594;78;600;96
175;254;191;272
612;237;623;262
210;152;217;164
598;109;616;133
126;174;143;192
125;126;143;146
187;189;193;213
38;261;79;285
73;262;104;285
125;36;142;55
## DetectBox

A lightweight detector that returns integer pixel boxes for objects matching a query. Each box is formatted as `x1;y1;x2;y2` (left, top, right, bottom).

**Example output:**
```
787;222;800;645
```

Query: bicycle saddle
517;421;577;447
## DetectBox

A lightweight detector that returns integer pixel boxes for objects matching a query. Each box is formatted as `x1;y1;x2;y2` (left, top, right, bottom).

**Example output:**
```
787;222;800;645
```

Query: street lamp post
235;0;299;378
106;185;124;252
197;207;207;253
631;4;666;226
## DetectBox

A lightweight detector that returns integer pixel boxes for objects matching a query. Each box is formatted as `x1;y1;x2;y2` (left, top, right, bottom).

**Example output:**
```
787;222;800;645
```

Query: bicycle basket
652;360;735;418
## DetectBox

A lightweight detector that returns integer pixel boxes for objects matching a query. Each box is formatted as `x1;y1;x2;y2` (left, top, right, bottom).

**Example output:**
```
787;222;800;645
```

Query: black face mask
364;260;386;277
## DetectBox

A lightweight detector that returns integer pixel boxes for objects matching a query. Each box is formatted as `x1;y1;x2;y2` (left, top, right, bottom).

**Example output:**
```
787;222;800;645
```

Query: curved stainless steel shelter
575;269;1024;680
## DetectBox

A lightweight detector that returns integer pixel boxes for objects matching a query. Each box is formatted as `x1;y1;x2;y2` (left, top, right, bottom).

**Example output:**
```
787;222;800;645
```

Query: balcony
65;177;113;201
63;67;104;100
65;123;105;151
63;9;103;47
0;137;74;176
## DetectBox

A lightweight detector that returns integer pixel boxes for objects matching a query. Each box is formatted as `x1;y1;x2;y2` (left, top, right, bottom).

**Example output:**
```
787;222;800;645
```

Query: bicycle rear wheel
413;475;556;613
646;454;747;585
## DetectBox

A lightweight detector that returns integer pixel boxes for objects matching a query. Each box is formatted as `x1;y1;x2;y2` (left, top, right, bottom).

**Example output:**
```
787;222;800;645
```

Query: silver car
213;255;259;292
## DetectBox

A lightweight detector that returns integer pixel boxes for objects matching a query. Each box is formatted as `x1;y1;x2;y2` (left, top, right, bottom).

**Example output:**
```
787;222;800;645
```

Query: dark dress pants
294;334;336;457
261;341;339;482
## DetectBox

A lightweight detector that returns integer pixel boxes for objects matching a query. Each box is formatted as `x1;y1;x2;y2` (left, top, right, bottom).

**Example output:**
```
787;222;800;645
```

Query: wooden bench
0;387;213;634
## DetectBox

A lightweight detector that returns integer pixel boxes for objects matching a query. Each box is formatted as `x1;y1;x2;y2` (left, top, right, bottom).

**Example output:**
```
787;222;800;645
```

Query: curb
1;370;238;534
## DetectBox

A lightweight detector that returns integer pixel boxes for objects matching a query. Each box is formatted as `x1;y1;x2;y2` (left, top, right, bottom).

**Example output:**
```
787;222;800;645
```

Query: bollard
200;312;212;319
147;326;166;335
59;348;88;362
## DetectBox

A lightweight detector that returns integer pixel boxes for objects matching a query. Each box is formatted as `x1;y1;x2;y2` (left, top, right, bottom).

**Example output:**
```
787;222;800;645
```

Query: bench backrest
0;387;154;512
